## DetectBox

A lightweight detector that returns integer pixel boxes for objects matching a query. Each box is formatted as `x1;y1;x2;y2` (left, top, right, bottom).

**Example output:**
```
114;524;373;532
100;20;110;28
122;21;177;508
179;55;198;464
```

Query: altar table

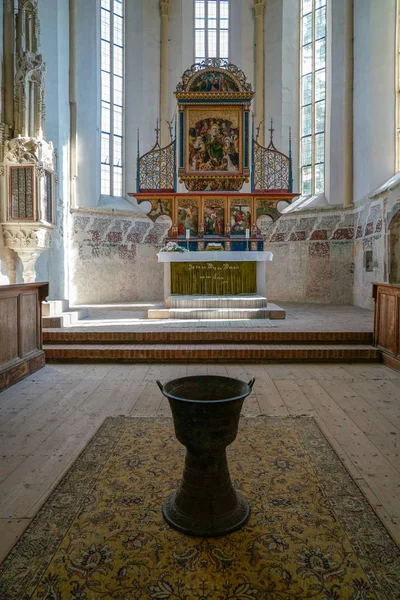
158;251;273;299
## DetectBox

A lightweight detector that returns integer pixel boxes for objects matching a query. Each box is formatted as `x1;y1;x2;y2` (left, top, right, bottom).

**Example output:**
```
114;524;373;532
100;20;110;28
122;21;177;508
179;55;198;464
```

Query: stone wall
68;196;397;310
264;198;386;309
69;210;170;304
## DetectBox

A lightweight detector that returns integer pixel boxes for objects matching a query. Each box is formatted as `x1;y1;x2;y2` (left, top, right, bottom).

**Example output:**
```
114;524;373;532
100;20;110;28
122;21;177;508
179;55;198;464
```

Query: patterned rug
0;416;399;599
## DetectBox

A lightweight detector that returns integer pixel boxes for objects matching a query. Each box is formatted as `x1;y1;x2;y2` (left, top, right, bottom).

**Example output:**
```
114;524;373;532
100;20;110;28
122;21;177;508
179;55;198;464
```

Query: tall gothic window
195;0;229;63
397;0;400;172
300;0;326;195
101;0;124;197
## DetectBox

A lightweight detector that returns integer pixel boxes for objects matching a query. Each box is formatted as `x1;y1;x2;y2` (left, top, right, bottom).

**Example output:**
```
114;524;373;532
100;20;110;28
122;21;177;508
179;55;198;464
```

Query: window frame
300;0;327;196
396;0;400;172
100;0;125;198
194;0;230;63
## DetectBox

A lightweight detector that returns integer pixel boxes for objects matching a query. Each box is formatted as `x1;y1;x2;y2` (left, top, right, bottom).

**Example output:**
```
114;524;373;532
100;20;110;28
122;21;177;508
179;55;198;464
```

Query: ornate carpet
0;416;399;599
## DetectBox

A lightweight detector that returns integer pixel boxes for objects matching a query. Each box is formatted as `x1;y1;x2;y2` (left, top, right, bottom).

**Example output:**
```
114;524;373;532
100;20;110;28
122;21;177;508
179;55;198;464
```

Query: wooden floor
0;361;399;563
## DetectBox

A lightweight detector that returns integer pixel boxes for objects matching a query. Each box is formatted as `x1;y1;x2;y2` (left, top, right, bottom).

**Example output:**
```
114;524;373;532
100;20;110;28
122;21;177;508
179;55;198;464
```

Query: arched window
300;0;326;195
195;0;229;63
396;0;400;172
101;0;124;197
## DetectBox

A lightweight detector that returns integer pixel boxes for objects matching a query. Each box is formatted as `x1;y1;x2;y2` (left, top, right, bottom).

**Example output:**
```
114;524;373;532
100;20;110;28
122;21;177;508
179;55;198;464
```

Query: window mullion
311;0;316;195
216;0;220;58
205;0;208;59
110;0;115;196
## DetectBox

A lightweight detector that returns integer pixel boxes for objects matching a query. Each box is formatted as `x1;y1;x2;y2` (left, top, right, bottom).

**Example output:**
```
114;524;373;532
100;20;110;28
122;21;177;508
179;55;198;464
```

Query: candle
186;229;190;239
245;228;250;239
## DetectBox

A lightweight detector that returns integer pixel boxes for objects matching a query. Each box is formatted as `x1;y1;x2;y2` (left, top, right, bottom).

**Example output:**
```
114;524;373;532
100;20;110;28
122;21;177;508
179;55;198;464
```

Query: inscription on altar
171;261;256;295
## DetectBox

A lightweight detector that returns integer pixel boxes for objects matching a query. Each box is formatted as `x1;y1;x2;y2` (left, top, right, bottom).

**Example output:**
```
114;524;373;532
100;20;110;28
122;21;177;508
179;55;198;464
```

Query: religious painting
177;197;199;236
229;198;252;235
144;197;173;223
186;107;242;174
188;70;239;93
254;198;279;233
203;198;225;236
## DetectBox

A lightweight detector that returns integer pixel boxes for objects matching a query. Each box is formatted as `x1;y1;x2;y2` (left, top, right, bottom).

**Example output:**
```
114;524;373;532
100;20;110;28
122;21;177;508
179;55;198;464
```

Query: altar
158;251;273;300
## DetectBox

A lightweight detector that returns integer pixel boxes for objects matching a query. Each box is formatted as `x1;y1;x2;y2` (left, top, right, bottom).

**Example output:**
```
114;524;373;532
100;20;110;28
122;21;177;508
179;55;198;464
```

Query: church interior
0;0;400;597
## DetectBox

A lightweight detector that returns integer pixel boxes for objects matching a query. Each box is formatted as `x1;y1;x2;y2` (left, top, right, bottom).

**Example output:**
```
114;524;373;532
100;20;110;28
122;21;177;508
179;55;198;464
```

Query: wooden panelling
373;283;400;371
20;293;39;356
0;296;18;366
0;283;48;391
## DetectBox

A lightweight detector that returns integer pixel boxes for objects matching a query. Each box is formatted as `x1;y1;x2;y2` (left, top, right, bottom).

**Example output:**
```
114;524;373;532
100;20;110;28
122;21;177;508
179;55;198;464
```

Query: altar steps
148;295;286;320
43;328;379;363
148;307;285;320
43;342;379;363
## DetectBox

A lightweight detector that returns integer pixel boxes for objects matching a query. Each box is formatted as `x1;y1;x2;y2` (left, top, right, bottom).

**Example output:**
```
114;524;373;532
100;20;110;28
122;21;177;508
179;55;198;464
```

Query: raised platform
42;302;379;364
148;295;286;320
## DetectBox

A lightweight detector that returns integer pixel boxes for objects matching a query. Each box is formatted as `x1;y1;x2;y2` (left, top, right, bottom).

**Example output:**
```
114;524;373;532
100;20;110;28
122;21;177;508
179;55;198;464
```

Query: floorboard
0;361;399;563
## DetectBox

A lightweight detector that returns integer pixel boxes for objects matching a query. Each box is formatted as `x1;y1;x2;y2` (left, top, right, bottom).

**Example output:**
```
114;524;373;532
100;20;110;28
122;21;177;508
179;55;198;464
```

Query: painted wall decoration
177;197;199;236
203;198;225;235
229;198;252;235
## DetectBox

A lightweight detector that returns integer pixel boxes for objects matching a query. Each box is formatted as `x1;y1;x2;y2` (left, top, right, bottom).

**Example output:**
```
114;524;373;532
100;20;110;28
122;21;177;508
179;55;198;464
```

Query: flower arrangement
159;241;188;253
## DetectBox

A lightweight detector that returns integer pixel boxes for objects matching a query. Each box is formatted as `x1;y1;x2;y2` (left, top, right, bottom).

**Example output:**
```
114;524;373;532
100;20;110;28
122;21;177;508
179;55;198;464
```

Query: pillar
160;0;171;147
343;0;353;207
325;0;354;205
3;0;15;131
69;0;77;208
254;0;266;145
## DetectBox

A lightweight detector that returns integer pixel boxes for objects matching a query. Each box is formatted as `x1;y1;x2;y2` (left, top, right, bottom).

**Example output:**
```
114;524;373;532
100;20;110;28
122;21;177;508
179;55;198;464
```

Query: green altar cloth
171;261;256;295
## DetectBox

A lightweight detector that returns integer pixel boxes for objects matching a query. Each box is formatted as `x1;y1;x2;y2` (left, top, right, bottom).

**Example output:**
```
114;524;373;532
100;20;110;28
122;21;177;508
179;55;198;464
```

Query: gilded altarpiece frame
175;60;253;192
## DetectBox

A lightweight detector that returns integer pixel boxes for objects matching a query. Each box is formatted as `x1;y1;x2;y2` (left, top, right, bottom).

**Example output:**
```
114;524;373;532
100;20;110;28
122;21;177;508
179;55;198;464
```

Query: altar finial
288;126;293;193
167;117;174;143
137;128;140;158
269;118;274;144
155;119;160;144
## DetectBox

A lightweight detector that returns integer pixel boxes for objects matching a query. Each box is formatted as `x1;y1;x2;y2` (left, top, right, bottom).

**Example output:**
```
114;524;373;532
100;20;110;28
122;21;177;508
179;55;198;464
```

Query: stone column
3;0;15;131
343;0;353;207
325;0;354;206
160;0;171;147
254;0;266;145
69;0;77;208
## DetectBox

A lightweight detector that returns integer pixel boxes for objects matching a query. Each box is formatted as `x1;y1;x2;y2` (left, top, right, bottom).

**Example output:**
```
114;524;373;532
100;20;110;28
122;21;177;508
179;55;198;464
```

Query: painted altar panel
143;196;173;235
229;197;252;236
186;106;242;175
177;196;200;236
254;197;280;233
203;197;226;236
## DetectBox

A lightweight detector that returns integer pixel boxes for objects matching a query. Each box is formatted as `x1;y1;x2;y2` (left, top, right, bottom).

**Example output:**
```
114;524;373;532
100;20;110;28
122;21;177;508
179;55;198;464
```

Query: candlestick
186;229;190;239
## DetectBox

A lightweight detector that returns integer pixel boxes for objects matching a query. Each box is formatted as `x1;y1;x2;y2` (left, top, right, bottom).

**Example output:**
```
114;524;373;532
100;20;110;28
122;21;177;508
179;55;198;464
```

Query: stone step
148;306;286;320
43;330;374;345
166;295;268;309
42;308;89;328
42;299;70;317
44;343;381;363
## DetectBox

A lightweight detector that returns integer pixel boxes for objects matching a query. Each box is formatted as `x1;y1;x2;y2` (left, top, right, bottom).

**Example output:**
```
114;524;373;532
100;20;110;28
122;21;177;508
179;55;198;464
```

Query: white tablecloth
157;251;273;263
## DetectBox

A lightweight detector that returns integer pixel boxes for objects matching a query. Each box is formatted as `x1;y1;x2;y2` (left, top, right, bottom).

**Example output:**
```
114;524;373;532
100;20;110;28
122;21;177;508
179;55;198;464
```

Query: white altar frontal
158;251;273;300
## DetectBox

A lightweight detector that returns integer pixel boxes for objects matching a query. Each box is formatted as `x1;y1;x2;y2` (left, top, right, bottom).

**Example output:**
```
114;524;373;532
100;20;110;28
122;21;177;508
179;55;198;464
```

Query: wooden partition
0;282;48;391
373;282;400;371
